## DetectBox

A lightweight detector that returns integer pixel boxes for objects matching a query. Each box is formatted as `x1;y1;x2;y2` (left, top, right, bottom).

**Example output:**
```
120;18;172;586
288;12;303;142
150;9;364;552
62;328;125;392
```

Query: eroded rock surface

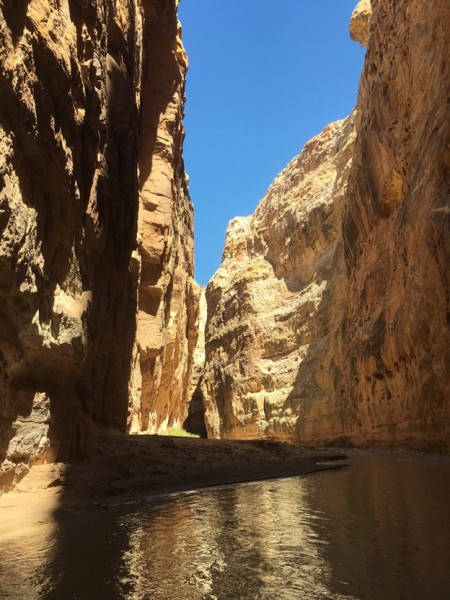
203;118;356;440
204;0;450;451
350;0;372;47
341;0;450;450
184;287;207;436
128;3;198;435
0;0;196;488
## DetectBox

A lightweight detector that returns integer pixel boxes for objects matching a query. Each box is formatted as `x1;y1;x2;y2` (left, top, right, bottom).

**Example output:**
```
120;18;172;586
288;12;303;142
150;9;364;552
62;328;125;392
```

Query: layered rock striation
0;0;197;487
184;287;207;436
203;118;356;440
128;2;198;435
340;0;450;449
203;0;450;450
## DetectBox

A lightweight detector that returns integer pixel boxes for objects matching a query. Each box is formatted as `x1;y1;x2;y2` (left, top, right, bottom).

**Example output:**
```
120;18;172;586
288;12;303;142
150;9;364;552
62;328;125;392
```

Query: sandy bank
0;434;346;540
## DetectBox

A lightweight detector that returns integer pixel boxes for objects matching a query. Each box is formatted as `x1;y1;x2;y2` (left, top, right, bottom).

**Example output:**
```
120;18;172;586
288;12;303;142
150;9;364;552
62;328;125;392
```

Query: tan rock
0;0;197;487
204;0;450;452
126;1;198;435
189;287;207;399
184;287;207;436
350;0;372;47
203;117;356;440
340;0;450;450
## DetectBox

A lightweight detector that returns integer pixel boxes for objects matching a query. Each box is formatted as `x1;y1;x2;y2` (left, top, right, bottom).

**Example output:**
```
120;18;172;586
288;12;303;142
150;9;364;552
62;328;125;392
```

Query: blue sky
179;1;366;285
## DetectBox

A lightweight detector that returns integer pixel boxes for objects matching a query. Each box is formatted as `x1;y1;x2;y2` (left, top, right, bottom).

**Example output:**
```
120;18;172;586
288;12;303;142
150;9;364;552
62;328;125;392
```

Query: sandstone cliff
340;0;450;449
128;2;198;435
0;0;197;488
203;118;356;440
184;287;207;436
203;0;450;451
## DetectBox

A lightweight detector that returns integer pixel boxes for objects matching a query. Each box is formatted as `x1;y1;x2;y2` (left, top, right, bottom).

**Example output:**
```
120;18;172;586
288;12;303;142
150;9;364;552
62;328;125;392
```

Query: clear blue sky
179;1;365;286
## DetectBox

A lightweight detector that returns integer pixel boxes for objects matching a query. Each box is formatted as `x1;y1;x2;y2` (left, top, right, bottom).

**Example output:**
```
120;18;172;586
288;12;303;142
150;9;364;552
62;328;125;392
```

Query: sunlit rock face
340;0;450;450
203;117;356;440
188;287;207;403
204;0;450;451
349;0;372;48
0;0;196;487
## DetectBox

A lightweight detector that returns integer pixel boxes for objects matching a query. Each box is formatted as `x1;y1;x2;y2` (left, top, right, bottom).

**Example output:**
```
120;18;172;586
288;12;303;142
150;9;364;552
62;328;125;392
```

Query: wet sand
0;434;346;541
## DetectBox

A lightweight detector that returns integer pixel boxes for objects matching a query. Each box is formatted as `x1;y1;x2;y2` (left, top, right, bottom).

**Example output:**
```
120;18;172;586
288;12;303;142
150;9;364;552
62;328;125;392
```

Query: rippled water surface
2;452;450;599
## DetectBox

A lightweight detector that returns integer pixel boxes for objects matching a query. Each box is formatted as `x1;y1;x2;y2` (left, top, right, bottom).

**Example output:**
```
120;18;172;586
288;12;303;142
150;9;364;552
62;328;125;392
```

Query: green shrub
163;426;200;438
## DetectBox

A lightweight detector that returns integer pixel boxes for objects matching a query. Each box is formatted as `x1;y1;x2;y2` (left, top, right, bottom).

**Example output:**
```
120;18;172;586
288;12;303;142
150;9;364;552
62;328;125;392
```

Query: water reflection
0;525;58;599
1;452;450;599
116;478;355;600
305;453;450;600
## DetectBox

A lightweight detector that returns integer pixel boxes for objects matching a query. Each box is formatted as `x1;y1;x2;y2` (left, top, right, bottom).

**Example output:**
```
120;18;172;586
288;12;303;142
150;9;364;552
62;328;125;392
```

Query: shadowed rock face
184;287;207;436
204;0;450;451
0;0;197;488
128;1;198;436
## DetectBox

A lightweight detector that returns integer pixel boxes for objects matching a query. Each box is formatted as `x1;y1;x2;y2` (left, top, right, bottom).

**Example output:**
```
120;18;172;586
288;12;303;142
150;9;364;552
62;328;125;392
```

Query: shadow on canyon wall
0;0;183;482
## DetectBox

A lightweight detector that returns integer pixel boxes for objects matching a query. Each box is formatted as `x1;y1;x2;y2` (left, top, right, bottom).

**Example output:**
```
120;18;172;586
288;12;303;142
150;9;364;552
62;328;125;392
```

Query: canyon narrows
0;0;449;493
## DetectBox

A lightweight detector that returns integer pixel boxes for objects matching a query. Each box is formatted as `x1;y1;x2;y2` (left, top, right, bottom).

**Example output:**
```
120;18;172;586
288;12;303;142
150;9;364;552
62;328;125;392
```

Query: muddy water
1;452;450;599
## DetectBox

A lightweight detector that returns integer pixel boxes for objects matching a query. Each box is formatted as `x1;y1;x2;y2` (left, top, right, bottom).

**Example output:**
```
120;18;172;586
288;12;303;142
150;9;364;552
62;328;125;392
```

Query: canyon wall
203;0;450;450
340;0;450;449
128;1;198;435
203;118;355;440
0;0;197;487
184;287;207;436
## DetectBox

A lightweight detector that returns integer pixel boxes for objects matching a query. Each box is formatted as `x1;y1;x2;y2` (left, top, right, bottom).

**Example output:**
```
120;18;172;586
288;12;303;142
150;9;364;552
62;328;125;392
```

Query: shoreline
0;435;347;540
2;435;449;543
94;461;347;510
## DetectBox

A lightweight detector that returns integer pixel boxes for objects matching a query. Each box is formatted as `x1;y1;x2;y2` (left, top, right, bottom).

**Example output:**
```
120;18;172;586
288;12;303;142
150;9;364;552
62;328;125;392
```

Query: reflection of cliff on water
1;452;450;599
301;452;450;600
116;476;353;600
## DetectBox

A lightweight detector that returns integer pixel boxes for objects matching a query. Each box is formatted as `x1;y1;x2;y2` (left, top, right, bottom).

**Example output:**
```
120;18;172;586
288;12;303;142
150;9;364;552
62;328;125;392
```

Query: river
1;451;450;599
